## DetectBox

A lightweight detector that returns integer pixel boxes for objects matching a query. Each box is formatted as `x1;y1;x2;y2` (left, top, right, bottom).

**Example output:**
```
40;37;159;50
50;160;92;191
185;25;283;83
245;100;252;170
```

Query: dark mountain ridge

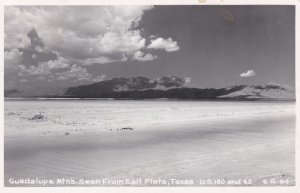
5;76;295;100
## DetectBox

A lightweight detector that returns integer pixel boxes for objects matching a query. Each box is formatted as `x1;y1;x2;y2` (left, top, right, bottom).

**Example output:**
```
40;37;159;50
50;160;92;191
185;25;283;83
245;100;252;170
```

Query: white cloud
240;70;256;77
96;31;146;54
17;57;69;76
132;51;157;62
4;7;32;49
5;6;155;66
59;65;91;81
16;56;106;84
147;37;180;52
92;75;107;82
18;64;51;75
81;54;127;66
184;77;192;84
4;48;23;70
53;64;106;83
41;57;70;69
4;6;180;88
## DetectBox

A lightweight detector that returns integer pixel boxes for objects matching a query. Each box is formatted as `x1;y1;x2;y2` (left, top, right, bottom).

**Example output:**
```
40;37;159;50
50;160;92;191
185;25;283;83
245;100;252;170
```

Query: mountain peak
219;84;294;100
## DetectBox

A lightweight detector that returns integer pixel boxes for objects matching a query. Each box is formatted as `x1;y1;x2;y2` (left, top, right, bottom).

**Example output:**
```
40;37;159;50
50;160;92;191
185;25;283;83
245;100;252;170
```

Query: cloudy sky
4;5;295;90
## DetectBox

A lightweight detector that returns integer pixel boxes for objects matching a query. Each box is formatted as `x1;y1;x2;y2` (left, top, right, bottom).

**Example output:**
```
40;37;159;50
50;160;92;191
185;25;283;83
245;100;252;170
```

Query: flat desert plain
4;100;295;186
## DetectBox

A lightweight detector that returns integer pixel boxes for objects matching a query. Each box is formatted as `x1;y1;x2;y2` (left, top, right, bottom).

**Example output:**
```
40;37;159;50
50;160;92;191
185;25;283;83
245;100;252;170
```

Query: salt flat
4;100;295;186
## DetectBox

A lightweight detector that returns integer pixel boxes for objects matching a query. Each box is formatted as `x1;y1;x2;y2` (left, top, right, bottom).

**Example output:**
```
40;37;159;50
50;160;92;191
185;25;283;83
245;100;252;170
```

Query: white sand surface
4;100;295;186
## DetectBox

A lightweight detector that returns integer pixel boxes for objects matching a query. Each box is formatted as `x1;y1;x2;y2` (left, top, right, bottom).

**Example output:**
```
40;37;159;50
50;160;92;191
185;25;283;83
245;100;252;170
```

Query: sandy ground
4;100;295;186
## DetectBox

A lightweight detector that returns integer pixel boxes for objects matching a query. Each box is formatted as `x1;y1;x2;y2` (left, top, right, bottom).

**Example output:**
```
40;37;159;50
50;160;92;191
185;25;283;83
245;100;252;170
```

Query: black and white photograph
3;1;297;190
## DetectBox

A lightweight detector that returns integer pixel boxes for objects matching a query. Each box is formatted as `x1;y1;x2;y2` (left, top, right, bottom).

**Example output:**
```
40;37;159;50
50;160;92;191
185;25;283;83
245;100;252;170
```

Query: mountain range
4;76;295;100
